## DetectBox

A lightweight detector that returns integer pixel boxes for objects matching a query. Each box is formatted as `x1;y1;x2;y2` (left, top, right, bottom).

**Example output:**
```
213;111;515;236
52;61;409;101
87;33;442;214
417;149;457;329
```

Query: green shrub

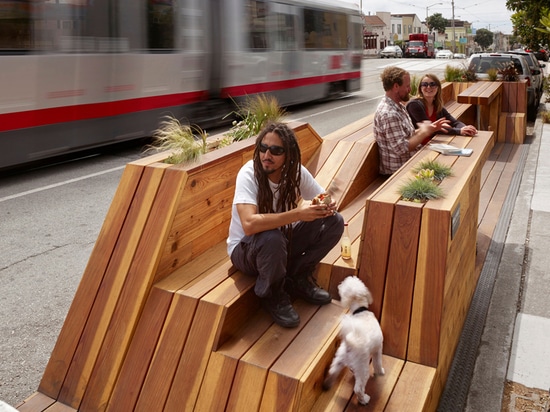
224;94;286;142
487;68;499;81
410;74;420;96
498;62;519;82
461;63;478;82
444;65;463;82
413;159;452;181
444;63;478;82
399;178;444;202
148;115;208;164
542;74;550;103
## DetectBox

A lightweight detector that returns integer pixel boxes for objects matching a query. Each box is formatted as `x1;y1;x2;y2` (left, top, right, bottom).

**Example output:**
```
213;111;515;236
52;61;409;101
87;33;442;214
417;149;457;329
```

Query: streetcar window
304;8;348;50
351;22;362;51
248;0;268;50
272;13;297;51
0;1;145;54
147;0;175;50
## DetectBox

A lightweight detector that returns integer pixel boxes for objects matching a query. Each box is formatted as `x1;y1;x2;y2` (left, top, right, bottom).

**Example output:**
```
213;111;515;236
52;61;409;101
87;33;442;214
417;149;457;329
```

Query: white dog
323;276;384;405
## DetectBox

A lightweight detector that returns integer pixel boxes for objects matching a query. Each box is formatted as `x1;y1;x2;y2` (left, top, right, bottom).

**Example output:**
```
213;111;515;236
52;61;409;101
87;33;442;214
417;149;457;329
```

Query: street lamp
426;2;443;20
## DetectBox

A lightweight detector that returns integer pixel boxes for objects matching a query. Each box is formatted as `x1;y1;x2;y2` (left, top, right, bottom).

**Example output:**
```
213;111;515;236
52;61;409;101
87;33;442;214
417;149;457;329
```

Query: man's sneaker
288;276;332;305
261;291;300;328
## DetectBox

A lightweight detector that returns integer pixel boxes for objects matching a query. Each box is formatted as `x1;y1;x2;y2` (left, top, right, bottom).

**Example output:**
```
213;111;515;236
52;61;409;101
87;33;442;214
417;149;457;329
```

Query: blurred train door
269;2;300;102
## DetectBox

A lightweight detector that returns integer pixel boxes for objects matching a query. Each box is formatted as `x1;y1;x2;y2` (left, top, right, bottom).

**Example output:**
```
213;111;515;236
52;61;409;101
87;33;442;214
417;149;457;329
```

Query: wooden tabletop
457;81;503;105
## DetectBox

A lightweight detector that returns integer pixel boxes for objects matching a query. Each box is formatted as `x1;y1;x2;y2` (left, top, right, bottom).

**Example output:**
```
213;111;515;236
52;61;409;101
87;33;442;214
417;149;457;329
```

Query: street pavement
465;105;550;411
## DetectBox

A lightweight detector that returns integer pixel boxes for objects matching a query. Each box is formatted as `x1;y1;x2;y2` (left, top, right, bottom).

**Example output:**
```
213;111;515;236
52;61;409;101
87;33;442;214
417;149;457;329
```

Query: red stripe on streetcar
220;71;360;98
0;91;209;132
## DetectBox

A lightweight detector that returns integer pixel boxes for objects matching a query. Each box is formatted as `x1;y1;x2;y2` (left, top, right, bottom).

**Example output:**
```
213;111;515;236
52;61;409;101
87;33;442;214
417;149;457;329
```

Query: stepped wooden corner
18;78;525;412
457;80;528;144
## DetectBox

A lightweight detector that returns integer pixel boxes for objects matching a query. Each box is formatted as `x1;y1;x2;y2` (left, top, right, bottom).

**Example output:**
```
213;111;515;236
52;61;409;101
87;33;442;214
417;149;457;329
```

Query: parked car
436;49;454;59
380;45;403;58
525;47;549;62
453;53;466;59
505;49;546;100
468;52;538;121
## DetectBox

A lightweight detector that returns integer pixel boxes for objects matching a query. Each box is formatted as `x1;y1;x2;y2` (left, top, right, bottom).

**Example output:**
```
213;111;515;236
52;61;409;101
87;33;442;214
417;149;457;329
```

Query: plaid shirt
374;96;417;175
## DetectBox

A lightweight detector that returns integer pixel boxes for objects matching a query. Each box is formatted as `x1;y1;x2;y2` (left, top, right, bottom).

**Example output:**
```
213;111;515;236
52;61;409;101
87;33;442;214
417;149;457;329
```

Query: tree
426;13;448;34
475;28;494;50
507;0;549;48
535;8;550;35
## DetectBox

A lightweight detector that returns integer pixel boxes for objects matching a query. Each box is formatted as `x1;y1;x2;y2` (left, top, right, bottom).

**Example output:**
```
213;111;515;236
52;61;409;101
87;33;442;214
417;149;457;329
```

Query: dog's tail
340;316;363;349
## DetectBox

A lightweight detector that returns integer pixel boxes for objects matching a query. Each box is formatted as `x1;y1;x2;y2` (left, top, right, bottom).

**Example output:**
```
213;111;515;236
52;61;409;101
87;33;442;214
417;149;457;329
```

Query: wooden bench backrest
155;122;323;280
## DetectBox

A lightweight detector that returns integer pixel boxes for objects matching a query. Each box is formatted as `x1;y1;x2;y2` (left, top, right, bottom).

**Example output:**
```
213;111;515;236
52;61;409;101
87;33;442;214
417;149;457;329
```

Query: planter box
358;130;494;410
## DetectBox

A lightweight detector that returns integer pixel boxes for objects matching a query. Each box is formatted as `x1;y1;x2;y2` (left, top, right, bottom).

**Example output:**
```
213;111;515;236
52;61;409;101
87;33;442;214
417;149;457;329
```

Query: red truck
405;33;435;58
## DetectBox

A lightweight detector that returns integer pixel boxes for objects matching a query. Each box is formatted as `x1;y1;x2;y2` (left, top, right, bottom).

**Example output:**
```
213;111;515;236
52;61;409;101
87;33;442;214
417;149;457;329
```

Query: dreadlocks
253;122;302;234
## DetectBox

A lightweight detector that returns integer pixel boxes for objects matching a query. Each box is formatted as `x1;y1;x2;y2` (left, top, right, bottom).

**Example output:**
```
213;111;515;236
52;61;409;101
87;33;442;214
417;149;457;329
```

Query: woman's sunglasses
420;81;438;88
259;143;285;156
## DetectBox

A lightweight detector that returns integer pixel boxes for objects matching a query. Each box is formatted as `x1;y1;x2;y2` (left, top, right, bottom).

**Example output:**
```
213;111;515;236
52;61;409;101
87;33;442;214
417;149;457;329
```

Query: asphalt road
0;57;458;407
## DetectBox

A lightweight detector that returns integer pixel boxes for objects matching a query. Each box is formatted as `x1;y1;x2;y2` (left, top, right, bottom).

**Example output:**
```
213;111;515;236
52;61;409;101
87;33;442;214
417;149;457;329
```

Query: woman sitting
407;74;478;146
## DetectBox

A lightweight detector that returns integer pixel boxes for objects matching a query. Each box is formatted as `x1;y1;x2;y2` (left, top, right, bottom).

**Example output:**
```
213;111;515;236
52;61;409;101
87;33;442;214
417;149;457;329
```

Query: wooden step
225;300;326;411
260;302;345;411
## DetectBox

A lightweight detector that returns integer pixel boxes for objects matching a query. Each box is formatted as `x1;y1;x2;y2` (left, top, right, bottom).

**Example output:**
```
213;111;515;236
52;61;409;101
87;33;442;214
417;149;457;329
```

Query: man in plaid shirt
374;66;451;175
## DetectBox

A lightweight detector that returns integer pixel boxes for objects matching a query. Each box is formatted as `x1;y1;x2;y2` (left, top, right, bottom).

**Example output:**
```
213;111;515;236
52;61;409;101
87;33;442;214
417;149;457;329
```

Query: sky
353;0;515;34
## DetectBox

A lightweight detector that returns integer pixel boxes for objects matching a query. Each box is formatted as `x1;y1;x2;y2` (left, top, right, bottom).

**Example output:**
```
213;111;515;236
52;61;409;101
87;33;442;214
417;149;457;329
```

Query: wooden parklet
17;89;507;411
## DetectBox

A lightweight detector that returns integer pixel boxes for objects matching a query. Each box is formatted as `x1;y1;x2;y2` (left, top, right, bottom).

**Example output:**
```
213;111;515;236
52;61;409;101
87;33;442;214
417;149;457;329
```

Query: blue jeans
230;213;344;298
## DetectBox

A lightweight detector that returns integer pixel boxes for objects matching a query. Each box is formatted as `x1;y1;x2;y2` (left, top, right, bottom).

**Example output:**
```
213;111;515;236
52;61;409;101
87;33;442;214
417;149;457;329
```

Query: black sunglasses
420;81;438;88
259;142;285;156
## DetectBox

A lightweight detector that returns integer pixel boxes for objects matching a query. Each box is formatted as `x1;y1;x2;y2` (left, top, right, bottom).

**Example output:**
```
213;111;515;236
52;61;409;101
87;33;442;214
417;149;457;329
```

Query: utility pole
451;0;456;52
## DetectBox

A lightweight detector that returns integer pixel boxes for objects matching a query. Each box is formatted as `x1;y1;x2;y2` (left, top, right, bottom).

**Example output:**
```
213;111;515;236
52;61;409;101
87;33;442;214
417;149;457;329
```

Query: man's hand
298;201;337;222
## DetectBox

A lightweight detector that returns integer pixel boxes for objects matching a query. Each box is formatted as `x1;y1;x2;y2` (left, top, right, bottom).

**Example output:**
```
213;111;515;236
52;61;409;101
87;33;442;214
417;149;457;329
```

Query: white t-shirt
226;160;324;256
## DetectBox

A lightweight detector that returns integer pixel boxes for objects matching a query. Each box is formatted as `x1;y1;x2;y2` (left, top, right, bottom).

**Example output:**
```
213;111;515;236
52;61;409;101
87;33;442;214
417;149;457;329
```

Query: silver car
505;50;546;99
380;46;402;58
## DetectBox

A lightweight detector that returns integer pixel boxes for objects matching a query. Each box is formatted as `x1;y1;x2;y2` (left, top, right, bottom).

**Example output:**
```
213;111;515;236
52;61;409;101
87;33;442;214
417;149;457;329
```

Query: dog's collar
352;306;368;315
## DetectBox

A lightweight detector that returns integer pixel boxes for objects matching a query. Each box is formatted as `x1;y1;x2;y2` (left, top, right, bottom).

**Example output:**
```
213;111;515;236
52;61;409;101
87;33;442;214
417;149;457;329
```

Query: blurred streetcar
0;0;362;171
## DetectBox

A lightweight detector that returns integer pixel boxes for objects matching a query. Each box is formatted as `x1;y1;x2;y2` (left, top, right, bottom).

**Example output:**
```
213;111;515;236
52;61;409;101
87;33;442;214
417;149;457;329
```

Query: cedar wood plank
163;271;256;411
17;393;56;412
194;310;274;411
384;362;436;411
80;166;188;411
133;261;237;411
107;243;229;411
225;301;317;412
38;164;145;399
259;303;344;411
381;201;423;360
57;164;169;409
105;286;173;412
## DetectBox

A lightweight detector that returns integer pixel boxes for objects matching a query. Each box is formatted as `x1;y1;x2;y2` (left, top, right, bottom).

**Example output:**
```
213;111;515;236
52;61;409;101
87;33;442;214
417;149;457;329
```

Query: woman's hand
460;125;478;136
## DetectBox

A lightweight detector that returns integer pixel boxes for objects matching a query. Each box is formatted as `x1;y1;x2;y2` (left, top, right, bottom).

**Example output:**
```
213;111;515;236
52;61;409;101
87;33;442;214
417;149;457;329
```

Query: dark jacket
406;99;465;137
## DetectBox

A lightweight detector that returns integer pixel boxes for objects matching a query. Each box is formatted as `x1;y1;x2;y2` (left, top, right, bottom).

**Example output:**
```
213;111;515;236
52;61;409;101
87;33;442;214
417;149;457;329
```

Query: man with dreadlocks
227;122;344;328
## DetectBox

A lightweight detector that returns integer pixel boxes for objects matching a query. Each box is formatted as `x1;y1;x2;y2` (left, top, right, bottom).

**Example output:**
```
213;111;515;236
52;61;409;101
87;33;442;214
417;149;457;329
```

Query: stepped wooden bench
16;120;393;412
16;92;513;412
439;81;476;127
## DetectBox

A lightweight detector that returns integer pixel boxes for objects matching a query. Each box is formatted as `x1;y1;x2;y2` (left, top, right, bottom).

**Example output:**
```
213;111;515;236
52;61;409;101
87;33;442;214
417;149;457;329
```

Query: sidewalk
465;106;550;411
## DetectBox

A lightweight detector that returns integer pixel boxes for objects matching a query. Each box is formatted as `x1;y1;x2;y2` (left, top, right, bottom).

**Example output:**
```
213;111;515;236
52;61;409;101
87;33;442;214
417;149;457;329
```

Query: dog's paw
375;367;385;376
357;393;370;405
